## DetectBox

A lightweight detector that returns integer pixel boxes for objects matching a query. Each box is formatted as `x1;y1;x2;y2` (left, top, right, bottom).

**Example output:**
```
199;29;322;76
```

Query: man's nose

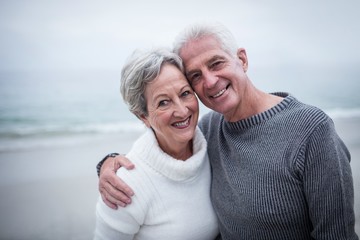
203;71;218;89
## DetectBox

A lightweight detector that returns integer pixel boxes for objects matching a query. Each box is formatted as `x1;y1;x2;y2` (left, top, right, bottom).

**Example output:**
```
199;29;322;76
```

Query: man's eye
211;61;223;69
189;73;201;84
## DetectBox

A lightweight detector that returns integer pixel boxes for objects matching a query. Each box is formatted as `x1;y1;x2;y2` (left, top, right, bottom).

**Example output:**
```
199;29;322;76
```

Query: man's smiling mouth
211;85;229;98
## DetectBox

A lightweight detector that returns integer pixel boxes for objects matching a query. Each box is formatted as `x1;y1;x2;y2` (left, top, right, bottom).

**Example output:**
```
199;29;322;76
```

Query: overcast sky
0;0;359;72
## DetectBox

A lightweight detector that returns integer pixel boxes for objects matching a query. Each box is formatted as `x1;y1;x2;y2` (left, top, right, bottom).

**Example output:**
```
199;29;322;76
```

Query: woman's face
140;63;199;154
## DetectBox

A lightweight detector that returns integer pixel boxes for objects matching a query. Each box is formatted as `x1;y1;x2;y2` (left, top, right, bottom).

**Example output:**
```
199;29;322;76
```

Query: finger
101;188;127;208
99;179;131;203
100;164;134;197
101;193;119;209
107;191;130;207
112;176;134;197
114;156;135;170
100;186;129;208
98;173;124;206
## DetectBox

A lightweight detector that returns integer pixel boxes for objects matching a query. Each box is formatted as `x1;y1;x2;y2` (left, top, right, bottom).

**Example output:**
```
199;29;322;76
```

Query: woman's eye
158;100;169;107
181;90;190;97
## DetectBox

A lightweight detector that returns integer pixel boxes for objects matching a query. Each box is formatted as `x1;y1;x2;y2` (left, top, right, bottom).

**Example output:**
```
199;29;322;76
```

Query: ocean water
0;67;359;152
0;70;144;152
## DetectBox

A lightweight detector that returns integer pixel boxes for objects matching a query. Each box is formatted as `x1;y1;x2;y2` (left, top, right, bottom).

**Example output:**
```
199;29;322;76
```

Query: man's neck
225;88;283;122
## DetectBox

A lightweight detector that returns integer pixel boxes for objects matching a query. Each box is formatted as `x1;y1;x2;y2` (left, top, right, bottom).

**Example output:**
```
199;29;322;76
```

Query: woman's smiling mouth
172;117;191;128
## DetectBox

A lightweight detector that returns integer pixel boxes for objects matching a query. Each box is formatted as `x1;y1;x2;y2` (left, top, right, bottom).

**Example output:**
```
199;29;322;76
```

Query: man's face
179;36;249;120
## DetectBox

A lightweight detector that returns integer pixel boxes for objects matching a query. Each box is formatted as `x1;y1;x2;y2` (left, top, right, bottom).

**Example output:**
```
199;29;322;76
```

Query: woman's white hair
120;48;184;118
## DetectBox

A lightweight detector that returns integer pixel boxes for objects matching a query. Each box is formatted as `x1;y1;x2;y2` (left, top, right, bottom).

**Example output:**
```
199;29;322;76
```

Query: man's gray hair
120;48;184;117
173;22;238;57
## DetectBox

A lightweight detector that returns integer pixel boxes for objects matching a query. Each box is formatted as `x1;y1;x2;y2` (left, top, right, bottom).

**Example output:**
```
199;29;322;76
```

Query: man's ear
139;114;151;128
237;48;248;72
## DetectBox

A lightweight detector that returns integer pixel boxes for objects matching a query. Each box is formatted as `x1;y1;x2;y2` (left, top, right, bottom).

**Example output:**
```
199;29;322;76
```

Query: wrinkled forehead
180;36;236;72
180;37;223;61
180;36;219;54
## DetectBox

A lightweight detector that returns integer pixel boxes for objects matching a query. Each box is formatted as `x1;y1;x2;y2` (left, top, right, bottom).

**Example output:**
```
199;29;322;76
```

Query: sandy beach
0;117;359;239
0;132;142;240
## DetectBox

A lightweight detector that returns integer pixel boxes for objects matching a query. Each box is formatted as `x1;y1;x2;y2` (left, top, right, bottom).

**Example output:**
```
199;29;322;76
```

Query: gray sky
1;0;359;72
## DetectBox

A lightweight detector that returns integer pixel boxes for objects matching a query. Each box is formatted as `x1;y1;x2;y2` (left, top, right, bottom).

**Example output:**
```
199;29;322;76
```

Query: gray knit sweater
199;93;358;240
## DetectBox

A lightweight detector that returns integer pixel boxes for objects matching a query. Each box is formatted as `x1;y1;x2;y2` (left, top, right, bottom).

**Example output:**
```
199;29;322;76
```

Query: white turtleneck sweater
94;127;219;240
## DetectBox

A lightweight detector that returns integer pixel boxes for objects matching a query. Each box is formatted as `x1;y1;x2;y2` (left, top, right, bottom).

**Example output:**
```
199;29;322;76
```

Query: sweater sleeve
300;118;356;239
94;167;148;239
94;194;143;239
94;209;135;240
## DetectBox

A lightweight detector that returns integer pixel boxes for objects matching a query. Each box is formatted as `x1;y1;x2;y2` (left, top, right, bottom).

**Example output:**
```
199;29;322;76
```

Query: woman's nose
173;101;188;117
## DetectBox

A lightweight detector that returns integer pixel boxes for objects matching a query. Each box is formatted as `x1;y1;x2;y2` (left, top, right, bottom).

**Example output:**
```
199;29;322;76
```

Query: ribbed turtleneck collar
225;92;294;131
127;127;208;182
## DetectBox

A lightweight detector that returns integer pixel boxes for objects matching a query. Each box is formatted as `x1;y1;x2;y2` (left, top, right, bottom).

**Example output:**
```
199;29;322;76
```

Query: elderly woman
94;48;219;240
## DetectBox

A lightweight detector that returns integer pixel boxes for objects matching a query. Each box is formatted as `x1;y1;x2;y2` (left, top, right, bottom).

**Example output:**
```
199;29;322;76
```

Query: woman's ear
139;114;151;128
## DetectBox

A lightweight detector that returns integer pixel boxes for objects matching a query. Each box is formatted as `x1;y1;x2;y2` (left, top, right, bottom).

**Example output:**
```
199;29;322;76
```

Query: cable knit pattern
129;126;208;181
199;93;358;240
94;127;219;240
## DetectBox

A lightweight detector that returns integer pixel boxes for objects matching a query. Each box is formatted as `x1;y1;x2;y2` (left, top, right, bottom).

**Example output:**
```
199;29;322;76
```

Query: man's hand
98;155;135;209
